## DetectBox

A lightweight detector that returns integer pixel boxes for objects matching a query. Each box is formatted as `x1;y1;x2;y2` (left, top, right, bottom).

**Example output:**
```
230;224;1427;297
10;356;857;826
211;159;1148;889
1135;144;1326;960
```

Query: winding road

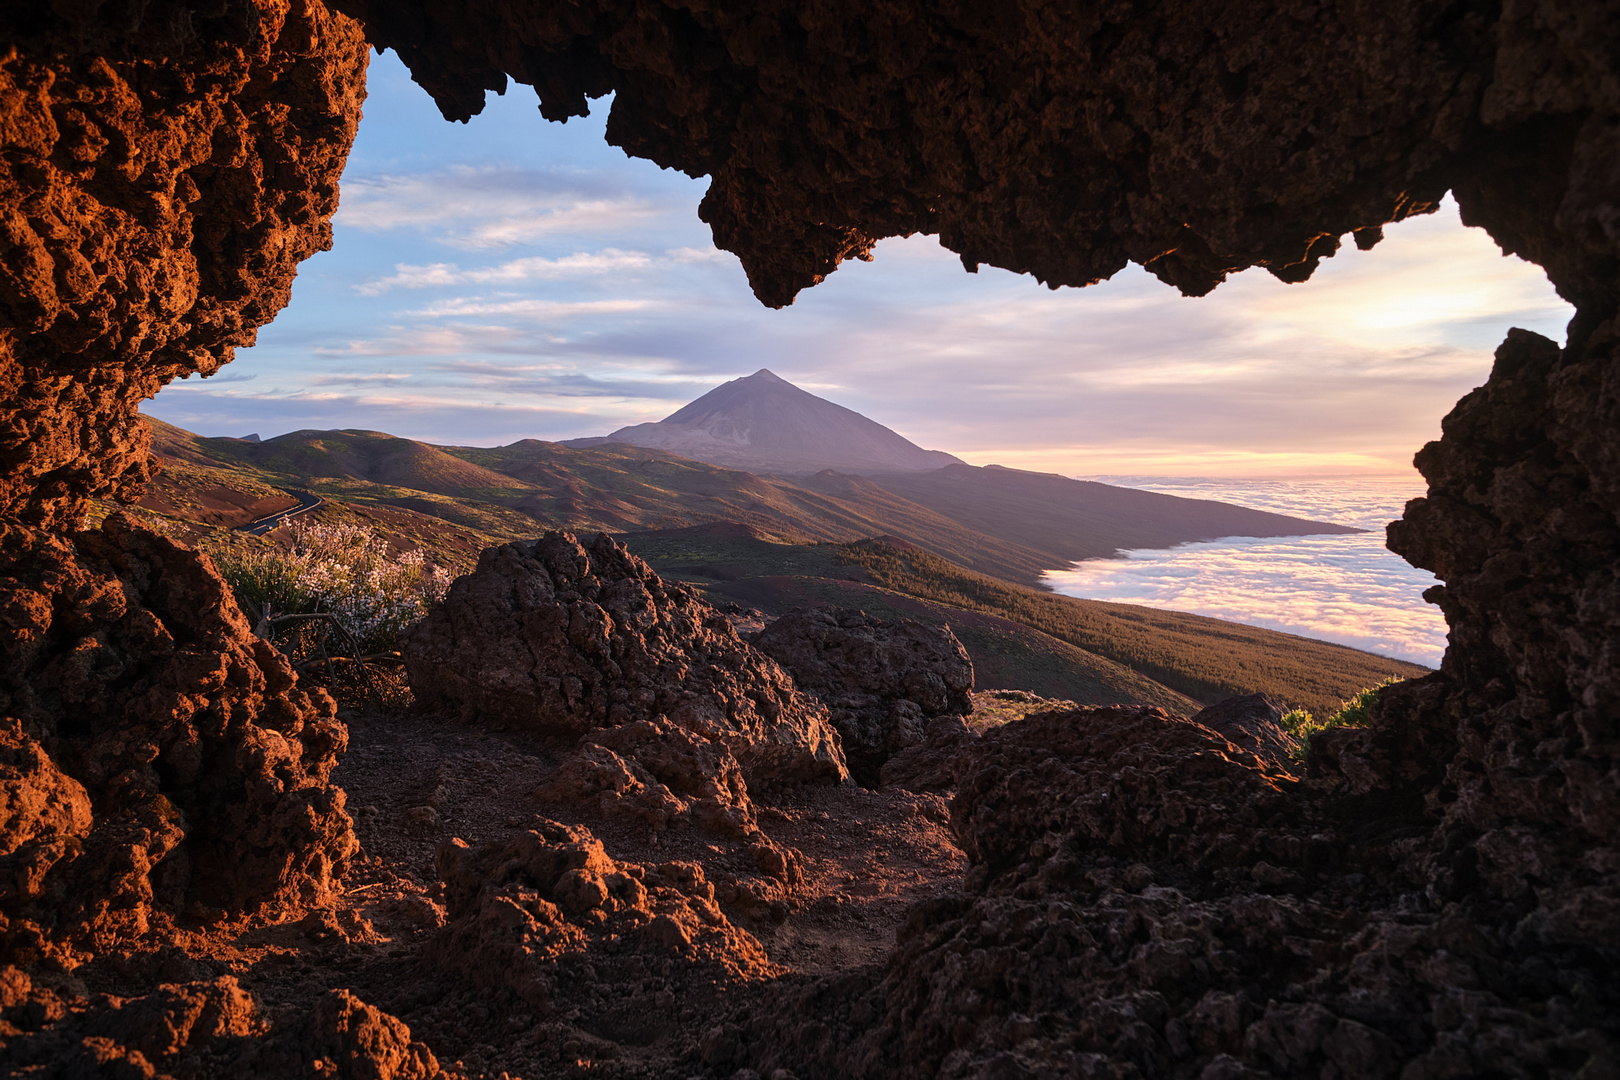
240;489;323;536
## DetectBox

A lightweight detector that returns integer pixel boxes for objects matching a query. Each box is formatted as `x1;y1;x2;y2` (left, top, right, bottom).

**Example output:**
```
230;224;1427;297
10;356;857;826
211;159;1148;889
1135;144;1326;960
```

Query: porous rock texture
429;819;777;1019
402;530;849;784
0;0;368;532
0;969;447;1079
330;1;1613;310
537;716;760;837
1188;693;1300;773
0;512;356;963
751;607;974;786
734;707;1619;1078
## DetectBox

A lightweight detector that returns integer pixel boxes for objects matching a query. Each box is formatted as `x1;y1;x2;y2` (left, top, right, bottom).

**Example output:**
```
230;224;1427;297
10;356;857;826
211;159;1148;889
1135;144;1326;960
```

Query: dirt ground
55;703;969;1079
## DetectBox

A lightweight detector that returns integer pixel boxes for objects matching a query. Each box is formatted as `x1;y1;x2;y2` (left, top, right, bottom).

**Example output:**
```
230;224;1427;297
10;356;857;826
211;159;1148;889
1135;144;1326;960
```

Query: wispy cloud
336;168;673;249
406;297;661;319
355;249;654;295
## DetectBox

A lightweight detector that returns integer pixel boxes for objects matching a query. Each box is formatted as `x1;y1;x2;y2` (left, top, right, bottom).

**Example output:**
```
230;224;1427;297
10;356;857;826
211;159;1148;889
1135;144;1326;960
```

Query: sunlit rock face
0;514;356;963
0;1;368;532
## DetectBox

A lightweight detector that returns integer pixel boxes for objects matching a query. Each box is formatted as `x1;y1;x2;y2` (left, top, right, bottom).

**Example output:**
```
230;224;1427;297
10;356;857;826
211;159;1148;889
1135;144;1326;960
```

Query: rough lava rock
0;970;446;1079
537;716;760;838
878;714;978;795
751;607;974;786
429;819;776;1016
402;530;848;784
740;706;1620;1078
1;3;1619;1076
0;513;356;962
329;1;1615;313
0;1;369;531
1189;693;1301;774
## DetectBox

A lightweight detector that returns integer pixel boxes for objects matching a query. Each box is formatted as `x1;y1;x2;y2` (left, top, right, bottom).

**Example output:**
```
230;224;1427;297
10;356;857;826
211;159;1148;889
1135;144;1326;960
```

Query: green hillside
848;464;1361;573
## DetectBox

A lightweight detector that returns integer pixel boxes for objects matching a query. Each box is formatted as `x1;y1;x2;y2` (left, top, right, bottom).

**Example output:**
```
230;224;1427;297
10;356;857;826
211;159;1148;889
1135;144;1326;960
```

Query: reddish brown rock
537;716;759;837
751;608;973;786
876;715;976;794
1;975;258;1077
429;819;775;1015
327;2;1610;311
0;513;356;961
302;989;447;1080
1189;693;1301;774
1;2;1618;1076
402;531;848;784
0;1;369;531
1;975;447;1080
739;706;1620;1079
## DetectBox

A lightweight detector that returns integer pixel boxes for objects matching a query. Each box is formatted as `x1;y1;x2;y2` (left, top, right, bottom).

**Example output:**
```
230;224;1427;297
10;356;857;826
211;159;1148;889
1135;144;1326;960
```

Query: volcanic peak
568;369;963;476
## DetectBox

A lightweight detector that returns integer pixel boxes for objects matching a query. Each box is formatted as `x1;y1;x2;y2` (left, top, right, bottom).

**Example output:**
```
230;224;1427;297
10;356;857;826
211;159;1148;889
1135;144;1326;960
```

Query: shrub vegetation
1279;677;1403;760
206;521;452;703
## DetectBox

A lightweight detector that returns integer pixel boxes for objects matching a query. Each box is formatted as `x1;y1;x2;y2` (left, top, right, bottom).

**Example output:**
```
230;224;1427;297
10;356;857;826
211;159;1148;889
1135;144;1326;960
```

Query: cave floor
87;706;966;1079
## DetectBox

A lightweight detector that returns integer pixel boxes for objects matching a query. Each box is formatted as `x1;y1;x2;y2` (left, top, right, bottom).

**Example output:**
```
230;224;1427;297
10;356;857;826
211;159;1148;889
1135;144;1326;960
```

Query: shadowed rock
1190;693;1301;773
1;2;1618;1075
0;513;355;962
429;820;776;1015
751;607;973;786
402;531;848;784
739;705;1619;1078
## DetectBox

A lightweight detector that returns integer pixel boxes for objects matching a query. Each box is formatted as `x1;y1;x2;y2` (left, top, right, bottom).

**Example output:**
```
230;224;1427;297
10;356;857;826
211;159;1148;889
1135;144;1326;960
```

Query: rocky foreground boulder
1189;692;1301;773
733;698;1619;1078
402;531;848;784
0;514;355;963
751;608;974;786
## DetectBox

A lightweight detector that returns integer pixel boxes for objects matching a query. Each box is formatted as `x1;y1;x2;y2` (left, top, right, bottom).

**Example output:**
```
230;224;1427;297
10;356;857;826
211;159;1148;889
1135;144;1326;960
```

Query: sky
145;49;1576;478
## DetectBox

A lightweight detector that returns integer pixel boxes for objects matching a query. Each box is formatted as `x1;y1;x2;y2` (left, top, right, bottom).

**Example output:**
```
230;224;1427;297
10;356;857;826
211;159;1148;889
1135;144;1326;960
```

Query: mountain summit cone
566;369;963;474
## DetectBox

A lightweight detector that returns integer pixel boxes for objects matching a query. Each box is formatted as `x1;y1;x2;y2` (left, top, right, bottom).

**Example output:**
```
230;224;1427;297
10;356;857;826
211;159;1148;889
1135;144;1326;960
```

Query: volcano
566;369;963;475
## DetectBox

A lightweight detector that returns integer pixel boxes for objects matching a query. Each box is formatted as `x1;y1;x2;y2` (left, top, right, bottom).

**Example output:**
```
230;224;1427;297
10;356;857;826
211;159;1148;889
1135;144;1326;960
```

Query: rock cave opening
2;3;1616;1078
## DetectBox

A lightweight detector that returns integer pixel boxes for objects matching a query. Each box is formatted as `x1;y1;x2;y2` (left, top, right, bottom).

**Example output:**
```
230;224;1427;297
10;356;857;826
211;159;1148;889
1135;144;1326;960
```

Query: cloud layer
1044;477;1447;667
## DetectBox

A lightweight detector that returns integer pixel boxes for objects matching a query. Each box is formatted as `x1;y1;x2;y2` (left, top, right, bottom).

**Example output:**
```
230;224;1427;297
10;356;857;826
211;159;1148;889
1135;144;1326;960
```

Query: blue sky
146;50;1575;477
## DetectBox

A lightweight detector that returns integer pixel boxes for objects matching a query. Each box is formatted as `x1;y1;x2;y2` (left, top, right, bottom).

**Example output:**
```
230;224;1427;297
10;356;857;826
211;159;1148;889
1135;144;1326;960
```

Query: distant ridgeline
131;377;1408;717
139;404;1355;588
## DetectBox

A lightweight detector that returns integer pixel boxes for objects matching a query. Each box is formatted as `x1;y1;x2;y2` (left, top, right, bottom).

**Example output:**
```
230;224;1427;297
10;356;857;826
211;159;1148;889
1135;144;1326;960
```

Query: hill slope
567;368;963;474
845;463;1361;565
833;538;1428;720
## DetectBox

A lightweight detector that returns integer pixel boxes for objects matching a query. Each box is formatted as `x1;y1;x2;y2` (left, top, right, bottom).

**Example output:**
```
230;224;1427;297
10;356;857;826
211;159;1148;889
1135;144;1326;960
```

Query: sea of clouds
1042;476;1447;668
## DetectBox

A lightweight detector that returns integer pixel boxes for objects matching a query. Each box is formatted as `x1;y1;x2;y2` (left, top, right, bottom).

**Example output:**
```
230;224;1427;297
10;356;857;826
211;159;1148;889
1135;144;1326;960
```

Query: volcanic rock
876;715;977;795
3;3;1620;1077
0;1;368;531
429;820;775;1015
0;973;446;1080
1189;693;1301;773
537;717;758;837
402;531;848;784
751;608;973;786
0;513;356;961
739;705;1619;1078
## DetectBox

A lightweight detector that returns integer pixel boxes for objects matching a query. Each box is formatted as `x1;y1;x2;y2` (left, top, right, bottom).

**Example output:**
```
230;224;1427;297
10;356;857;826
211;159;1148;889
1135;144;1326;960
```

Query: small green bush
1281;677;1403;760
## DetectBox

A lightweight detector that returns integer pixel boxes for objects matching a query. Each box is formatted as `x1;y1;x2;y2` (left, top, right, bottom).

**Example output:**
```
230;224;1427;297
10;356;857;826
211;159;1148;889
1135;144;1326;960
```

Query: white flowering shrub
210;520;453;656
